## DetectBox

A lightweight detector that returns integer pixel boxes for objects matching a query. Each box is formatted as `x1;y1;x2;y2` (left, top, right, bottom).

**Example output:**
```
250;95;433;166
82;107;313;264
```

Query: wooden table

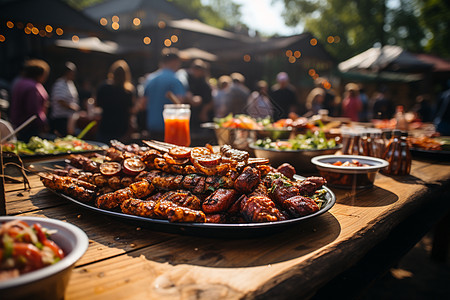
3;156;450;300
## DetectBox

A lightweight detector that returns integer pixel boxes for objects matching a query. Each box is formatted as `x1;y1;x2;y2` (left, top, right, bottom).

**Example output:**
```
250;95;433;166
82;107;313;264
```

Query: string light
285;50;292;57
294;51;301;58
158;21;166;29
243;54;251;62
327;36;334;43
310;38;318;46
143;36;151;44
31;27;39;35
45;25;53;33
308;69;316;76
111;22;119;30
170;35;178;43
6;21;14;28
0;35;5;42
39;29;46;37
72;35;79;42
56;28;63;35
164;39;172;47
133;18;141;26
334;36;341;43
100;18;107;26
112;15;119;22
24;27;31;34
288;56;296;63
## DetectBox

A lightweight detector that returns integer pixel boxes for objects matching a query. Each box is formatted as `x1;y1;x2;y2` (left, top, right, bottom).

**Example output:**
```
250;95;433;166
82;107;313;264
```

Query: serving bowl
250;143;342;174
0;216;89;300
311;155;389;189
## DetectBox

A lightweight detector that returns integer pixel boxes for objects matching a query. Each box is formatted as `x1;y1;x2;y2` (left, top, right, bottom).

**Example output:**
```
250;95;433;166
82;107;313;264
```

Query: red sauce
164;118;190;147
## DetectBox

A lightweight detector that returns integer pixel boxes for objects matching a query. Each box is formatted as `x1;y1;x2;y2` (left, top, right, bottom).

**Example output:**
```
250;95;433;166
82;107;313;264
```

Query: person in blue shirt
143;48;186;140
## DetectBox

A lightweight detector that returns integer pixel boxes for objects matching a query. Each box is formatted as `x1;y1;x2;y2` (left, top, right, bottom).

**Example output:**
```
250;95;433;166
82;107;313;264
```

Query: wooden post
0;146;6;215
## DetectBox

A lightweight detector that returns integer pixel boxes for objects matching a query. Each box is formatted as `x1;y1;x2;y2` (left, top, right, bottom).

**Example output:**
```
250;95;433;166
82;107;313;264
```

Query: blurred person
9;59;50;141
221;72;250;116
372;87;395;120
314;77;337;116
143;48;186;140
177;59;213;132
50;61;80;136
269;72;297;120
96;60;135;143
213;75;232;118
434;84;450;135
304;87;326;117
341;83;362;122
412;94;433;123
358;85;369;122
246;80;273;119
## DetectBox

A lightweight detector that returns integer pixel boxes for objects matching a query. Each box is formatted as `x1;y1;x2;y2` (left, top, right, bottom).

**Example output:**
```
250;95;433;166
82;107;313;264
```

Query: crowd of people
2;48;450;144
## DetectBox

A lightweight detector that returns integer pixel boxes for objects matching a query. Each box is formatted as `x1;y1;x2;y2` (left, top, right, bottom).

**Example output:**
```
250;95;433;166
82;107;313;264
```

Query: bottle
395;105;409;131
382;130;411;175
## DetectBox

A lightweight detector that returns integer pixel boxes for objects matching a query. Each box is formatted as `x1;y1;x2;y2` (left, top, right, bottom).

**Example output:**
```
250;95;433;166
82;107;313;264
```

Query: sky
232;0;303;36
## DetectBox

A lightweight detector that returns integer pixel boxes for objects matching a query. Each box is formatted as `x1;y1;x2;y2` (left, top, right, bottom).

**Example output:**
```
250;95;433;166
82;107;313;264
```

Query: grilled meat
202;188;240;214
67;154;99;173
40;174;96;203
96;180;154;209
282;196;319;217
154;200;206;223
121;198;157;218
220;144;249;162
234;166;261;194
205;213;228;223
158;190;202;210
296;177;327;196
240;195;283;223
277;163;296;180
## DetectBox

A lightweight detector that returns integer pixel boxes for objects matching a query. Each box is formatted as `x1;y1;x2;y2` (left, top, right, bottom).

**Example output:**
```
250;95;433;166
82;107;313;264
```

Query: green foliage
63;0;105;10
419;0;450;57
275;0;449;60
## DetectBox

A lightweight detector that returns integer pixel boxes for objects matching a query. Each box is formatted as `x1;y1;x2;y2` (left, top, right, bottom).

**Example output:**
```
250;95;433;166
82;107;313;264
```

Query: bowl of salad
250;131;342;173
0;216;89;300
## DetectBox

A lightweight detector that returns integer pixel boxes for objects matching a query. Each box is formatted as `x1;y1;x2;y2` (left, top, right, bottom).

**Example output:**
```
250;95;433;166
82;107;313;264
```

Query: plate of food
1;135;107;160
37;141;336;237
408;136;450;157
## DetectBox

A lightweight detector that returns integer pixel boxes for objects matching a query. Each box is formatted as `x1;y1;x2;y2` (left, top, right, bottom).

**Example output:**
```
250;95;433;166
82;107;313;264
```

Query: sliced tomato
163;153;189;165
100;162;122;176
190;147;221;166
43;240;65;259
13;243;44;272
169;147;191;159
122;158;146;175
33;223;47;243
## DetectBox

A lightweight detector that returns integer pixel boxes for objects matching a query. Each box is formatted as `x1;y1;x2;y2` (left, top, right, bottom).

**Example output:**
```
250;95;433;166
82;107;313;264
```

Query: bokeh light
288;56;296;63
56;28;63;35
24;27;31;34
310;38;318;46
308;69;316;76
45;25;53;33
133;18;141;26
164;39;172;47
323;81;332;89
285;50;292;57
294;50;301;58
39;29;46;37
334;36;341;43
112;15;119;23
31;27;39;35
143;36;151;44
170;35;178;43
26;23;33;29
313;74;319;80
100;18;107;26
0;35;5;42
327;36;335;43
72;35;79;42
6;21;14;28
158;21;166;29
111;22;119;30
243;54;251;62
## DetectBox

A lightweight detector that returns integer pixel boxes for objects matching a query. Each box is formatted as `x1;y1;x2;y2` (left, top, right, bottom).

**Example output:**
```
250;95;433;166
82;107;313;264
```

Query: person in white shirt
50;61;80;136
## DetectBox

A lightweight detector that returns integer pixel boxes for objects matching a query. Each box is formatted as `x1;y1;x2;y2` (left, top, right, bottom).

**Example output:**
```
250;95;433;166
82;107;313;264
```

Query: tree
419;0;450;58
275;0;432;60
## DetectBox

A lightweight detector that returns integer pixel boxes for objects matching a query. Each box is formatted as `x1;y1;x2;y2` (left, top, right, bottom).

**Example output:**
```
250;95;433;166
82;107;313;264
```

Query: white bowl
0;216;89;300
311;155;389;189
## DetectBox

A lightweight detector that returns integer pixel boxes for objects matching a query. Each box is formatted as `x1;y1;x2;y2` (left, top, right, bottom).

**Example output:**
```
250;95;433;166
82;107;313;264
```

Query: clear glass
163;104;191;146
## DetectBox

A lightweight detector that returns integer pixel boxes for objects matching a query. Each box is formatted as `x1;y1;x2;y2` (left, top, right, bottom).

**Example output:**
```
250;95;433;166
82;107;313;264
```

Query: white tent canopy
55;37;119;54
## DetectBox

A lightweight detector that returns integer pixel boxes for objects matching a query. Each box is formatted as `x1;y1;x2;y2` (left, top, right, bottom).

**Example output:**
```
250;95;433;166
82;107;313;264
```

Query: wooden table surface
3;156;450;300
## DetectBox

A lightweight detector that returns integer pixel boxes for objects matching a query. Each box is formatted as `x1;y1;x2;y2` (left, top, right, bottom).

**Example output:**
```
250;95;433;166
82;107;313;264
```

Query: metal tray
38;159;336;238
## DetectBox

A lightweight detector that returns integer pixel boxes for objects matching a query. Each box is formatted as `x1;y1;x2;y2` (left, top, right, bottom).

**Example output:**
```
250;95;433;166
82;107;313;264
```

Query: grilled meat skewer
96;180;155;209
40;173;96;203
